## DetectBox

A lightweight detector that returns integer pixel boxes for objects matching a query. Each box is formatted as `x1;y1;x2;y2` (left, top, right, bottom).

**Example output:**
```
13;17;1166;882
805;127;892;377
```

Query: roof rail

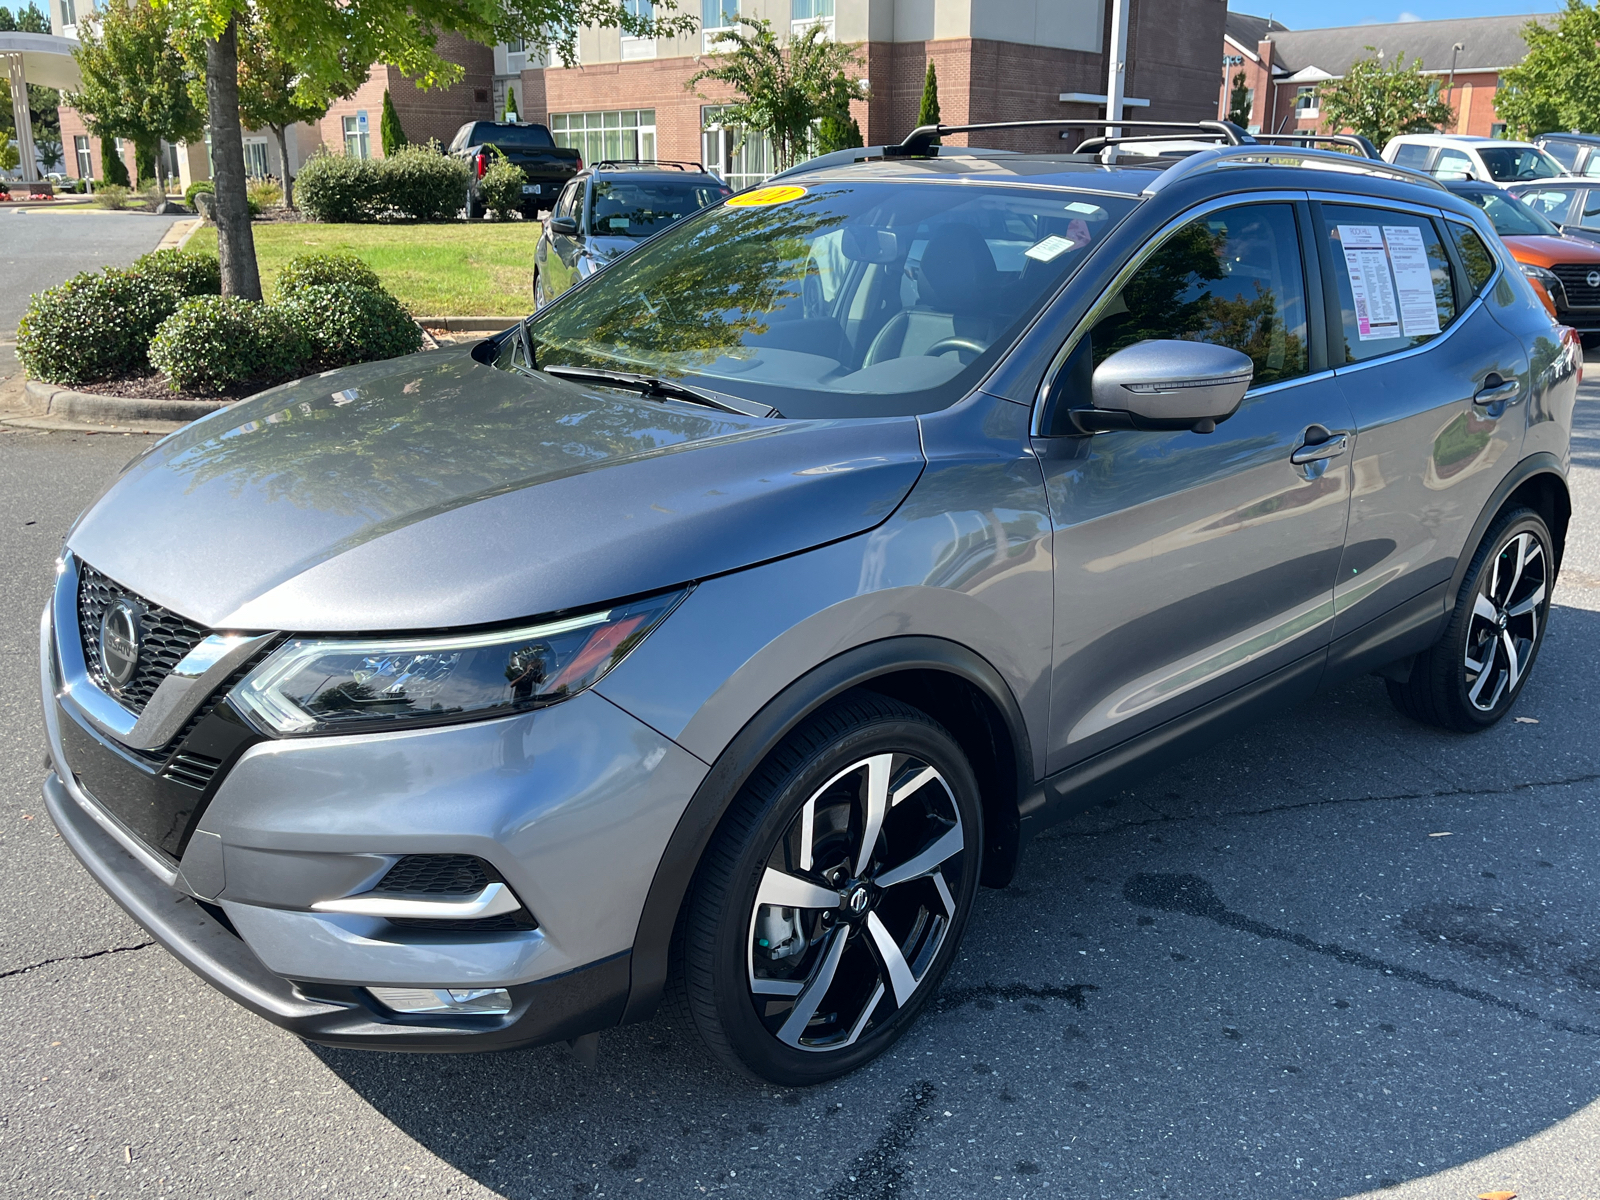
1248;133;1381;160
886;119;1252;158
587;159;709;173
1144;143;1446;195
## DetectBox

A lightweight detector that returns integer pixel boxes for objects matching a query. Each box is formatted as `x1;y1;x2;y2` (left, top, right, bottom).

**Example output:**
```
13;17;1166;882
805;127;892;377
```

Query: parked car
1534;132;1600;177
1383;133;1567;186
42;122;1577;1086
447;121;582;219
533;161;731;308
1444;179;1600;342
1506;178;1600;247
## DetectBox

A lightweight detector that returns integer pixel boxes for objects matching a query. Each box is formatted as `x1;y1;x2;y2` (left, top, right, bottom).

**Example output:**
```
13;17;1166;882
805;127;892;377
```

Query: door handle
1290;432;1349;464
1473;374;1521;406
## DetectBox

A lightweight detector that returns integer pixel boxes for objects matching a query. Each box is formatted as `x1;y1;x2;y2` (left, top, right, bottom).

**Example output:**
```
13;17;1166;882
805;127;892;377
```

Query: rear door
543;180;585;300
1315;197;1528;659
1037;196;1355;772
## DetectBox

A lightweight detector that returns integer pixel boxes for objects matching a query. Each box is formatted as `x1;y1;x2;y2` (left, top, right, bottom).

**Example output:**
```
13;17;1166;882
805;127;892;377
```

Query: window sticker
1337;224;1400;340
725;184;808;208
1382;224;1442;337
1025;234;1078;262
1063;201;1103;215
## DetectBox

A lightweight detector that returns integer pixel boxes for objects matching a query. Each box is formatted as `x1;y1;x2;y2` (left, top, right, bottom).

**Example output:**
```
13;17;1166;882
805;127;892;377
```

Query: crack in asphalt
1125;873;1600;1038
933;981;1097;1013
0;941;155;982
1038;770;1600;840
821;1080;936;1200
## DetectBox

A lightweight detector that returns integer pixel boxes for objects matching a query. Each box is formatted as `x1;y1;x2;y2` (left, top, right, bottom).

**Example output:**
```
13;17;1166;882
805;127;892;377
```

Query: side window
1518;188;1576;223
1583;154;1600;178
1088;203;1309;387
1448;223;1497;301
1392;143;1432;170
1544;140;1581;171
1321;205;1456;364
1433;148;1474;179
1576;190;1600;232
554;181;580;220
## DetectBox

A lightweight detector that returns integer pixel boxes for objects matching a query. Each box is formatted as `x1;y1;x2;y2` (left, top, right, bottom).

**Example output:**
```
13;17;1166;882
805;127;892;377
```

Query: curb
21;379;229;425
416;316;521;331
0;413;187;435
158;218;202;251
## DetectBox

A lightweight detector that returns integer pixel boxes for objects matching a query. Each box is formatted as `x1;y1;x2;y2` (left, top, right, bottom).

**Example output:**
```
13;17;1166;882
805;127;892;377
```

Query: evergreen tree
380;88;408;156
917;59;940;145
101;136;130;186
1227;71;1252;127
504;85;519;122
815;70;862;154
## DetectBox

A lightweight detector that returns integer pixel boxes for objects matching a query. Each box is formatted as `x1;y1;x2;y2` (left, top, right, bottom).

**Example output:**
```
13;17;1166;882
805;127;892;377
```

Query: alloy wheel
745;752;967;1053
1464;528;1549;712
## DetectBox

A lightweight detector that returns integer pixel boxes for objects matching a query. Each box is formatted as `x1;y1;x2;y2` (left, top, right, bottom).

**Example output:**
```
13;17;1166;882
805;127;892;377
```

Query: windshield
525;181;1138;418
1477;146;1564;182
1458;189;1562;237
589;178;732;237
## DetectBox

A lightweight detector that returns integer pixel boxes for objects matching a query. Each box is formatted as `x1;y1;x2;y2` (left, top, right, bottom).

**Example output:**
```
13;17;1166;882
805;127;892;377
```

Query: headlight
1520;262;1565;298
231;590;686;736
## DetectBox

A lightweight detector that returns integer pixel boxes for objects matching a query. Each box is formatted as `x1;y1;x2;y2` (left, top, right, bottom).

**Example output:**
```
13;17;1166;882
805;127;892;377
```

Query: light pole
1448;42;1464;132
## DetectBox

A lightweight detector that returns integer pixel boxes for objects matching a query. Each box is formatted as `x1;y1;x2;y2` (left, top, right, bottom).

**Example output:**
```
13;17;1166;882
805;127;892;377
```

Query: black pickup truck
447;121;583;218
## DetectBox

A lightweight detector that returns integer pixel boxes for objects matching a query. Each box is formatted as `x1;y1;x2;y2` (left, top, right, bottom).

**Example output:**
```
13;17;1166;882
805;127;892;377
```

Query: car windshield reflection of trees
527;183;1137;418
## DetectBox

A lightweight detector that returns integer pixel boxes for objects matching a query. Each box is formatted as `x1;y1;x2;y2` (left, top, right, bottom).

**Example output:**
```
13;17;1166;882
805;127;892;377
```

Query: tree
504;84;519;123
100;136;130;185
1227;70;1252;127
4;1;48;31
380;88;408;156
687;18;865;172
815;71;862;154
234;17;360;208
1317;47;1455;146
1496;0;1600;139
917;59;940;127
72;0;203;187
159;0;695;301
0;133;17;172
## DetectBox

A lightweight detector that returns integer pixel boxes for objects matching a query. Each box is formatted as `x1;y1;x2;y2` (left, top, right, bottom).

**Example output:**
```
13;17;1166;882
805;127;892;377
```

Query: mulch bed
73;373;250;404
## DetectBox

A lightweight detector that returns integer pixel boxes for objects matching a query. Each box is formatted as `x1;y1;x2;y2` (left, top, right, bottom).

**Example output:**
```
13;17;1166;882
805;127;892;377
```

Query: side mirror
548;215;579;236
1063;340;1253;435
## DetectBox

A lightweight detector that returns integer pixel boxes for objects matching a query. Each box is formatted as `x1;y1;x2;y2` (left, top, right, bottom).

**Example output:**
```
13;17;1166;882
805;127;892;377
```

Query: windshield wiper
540;364;778;418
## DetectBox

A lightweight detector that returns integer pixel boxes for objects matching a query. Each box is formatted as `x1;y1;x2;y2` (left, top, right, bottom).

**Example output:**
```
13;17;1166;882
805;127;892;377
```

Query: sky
1228;0;1559;30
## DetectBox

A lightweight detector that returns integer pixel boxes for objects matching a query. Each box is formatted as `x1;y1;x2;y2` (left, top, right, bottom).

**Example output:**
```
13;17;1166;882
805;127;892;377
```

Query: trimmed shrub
379;143;470;221
296;151;382;222
478;152;527;220
247;179;283;211
16;253;221;386
150;296;311;393
92;184;131;210
274;283;422;369
184;179;213;208
275;252;382;297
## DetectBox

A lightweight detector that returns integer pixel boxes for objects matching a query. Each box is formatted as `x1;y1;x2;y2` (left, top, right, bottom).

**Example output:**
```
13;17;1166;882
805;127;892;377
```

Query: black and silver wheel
675;693;981;1084
1387;506;1553;731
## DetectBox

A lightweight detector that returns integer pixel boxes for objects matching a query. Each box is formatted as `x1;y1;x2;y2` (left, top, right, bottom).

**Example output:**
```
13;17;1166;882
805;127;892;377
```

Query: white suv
1383;134;1567;187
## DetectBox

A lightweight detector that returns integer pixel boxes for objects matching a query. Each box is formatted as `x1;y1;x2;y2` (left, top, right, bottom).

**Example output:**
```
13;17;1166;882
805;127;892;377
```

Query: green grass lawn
188;222;538;317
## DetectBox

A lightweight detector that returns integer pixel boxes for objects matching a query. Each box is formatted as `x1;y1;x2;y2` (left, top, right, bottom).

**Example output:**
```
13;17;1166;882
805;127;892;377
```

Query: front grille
77;563;209;715
373;854;498;895
162;752;223;790
1550;263;1600;308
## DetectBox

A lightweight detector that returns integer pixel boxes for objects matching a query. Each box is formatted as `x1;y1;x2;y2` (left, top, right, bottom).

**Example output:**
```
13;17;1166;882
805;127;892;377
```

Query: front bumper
41;595;709;1050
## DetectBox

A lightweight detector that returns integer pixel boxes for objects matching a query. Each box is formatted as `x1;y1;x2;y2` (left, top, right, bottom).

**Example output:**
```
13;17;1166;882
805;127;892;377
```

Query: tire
672;691;983;1085
532;269;542;310
464;187;484;220
1387;506;1553;731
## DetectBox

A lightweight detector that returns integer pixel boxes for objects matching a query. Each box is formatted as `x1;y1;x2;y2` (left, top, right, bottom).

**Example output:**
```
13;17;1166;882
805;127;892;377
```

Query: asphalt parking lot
3;379;1600;1200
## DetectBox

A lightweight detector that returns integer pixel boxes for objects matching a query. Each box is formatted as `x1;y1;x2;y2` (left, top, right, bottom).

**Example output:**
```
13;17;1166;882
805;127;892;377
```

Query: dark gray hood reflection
68;349;925;631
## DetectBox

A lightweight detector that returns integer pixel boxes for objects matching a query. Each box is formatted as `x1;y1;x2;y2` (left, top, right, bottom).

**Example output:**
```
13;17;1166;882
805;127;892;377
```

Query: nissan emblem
99;599;141;688
1587;270;1600;289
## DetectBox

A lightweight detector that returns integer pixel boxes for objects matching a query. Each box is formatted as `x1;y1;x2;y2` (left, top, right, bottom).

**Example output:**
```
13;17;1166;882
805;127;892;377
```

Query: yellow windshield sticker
726;184;808;208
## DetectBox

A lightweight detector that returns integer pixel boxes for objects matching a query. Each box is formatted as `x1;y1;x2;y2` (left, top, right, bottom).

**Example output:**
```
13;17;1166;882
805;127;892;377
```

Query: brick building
1220;11;1541;140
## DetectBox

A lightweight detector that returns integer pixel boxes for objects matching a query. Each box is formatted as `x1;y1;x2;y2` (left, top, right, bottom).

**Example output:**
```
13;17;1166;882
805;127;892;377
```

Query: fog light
368;986;511;1016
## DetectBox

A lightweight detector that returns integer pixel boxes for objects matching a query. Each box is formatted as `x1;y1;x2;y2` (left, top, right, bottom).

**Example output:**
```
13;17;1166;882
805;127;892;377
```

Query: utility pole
1105;0;1130;140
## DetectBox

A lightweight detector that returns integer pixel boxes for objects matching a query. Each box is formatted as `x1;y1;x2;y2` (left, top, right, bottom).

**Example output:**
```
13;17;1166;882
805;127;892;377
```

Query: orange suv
1446;179;1600;344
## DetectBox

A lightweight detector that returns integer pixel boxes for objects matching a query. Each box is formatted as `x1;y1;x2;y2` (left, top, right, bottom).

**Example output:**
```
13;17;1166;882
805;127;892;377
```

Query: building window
74;135;91;178
621;0;656;58
59;0;75;27
343;115;370;159
1490;122;1507;139
791;0;833;38
552;110;658;165
703;0;738;51
702;104;771;190
1294;86;1318;117
243;139;270;178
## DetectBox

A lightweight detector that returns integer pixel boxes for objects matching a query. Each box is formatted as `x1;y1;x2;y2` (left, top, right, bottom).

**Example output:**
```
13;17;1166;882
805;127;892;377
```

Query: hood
1503;234;1600;264
67;349;925;632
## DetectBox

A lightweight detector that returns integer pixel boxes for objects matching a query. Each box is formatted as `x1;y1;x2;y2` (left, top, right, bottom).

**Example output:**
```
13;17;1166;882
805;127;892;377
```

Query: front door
1037;199;1356;774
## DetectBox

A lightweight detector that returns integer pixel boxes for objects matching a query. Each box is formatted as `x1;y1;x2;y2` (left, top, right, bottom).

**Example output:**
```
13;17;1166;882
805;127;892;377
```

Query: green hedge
478;153;527;220
276;252;382;296
275;282;423;369
16;250;221;386
149;296;312;394
295;144;470;223
183;179;214;208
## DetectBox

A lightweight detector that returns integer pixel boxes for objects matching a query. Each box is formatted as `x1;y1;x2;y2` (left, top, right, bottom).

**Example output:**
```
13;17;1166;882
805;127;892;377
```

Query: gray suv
41;120;1578;1085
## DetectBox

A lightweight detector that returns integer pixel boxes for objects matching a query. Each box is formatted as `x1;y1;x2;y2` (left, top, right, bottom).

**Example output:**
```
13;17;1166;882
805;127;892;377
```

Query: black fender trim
621;636;1034;1024
1448;452;1569;602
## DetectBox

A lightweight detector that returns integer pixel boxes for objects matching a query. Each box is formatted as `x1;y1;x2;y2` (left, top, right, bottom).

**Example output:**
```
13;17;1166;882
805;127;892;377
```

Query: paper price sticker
1382;224;1442;337
1338;224;1400;341
726;185;808;208
1025;234;1078;262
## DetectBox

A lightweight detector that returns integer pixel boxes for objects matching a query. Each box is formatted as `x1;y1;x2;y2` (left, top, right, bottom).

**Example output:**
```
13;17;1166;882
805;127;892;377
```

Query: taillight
575;156;583;172
475;152;487;179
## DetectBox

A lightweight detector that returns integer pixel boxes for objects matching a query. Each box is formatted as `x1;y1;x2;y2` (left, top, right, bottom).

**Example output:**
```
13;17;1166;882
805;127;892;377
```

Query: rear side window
1576;190;1600;232
1321;204;1456;364
1088;202;1310;387
1433;148;1474;178
1449;223;1497;301
1392;143;1432;170
1518;187;1577;223
1543;139;1581;170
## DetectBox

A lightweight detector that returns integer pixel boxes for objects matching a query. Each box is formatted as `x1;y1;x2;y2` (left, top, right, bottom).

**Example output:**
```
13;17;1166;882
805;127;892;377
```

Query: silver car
42;123;1578;1085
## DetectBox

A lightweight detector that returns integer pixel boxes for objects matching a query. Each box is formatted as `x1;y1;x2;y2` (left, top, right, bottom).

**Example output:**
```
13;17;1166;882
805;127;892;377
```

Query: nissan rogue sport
41;120;1577;1085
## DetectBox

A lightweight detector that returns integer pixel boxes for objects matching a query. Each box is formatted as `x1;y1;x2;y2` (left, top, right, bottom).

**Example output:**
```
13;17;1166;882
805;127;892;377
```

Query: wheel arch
1449;452;1570;603
621;636;1032;1024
